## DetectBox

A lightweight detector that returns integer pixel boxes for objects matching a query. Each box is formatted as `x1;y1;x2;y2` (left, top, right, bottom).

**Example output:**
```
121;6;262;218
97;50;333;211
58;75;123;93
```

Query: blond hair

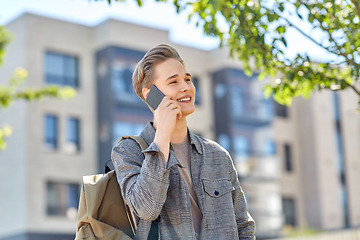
132;44;184;101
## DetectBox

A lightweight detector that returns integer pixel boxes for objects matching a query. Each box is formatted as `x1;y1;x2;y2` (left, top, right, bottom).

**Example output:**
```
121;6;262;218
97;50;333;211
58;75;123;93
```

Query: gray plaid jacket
111;122;255;239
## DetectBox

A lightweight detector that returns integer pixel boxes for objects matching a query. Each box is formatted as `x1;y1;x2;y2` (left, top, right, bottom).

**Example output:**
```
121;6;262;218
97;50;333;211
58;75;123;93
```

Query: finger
177;110;182;120
170;104;181;113
172;106;182;119
160;96;174;108
157;98;173;110
164;100;179;109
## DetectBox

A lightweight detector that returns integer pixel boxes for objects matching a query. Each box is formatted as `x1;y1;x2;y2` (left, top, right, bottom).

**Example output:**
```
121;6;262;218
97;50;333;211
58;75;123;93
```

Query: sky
0;0;335;61
0;0;220;50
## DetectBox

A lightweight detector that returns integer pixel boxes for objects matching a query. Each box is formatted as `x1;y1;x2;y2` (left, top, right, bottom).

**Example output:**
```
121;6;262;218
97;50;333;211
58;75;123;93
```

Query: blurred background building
0;13;359;240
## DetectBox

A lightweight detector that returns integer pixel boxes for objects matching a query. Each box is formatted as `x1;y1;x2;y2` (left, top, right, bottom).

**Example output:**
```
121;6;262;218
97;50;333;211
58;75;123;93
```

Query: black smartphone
146;85;165;111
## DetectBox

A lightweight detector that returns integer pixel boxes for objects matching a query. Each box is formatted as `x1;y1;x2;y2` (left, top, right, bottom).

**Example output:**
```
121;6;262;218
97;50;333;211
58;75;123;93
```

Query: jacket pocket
202;179;236;230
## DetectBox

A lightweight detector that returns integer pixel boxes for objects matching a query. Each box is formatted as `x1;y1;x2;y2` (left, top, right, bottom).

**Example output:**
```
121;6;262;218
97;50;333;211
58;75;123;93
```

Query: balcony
231;99;274;127
234;154;278;180
251;210;283;239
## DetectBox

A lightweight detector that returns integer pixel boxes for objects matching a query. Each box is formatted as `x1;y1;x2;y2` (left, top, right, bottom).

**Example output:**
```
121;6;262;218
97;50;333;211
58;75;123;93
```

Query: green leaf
258;71;267;80
275;25;286;34
0;26;13;65
279;2;284;12
345;76;353;85
0;138;6;151
340;80;348;89
244;66;252;76
308;14;315;23
3;125;12;137
263;84;273;98
281;37;287;47
297;12;303;20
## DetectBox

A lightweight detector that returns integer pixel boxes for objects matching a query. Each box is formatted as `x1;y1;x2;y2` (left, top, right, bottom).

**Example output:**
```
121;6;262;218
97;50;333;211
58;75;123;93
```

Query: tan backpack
75;136;148;240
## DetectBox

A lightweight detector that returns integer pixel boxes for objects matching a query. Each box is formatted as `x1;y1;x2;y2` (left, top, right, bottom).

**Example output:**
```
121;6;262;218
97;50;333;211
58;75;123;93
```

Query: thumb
177;112;182;120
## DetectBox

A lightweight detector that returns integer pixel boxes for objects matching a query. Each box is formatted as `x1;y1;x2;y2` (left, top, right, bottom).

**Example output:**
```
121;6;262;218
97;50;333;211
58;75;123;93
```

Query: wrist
154;129;171;142
154;131;171;162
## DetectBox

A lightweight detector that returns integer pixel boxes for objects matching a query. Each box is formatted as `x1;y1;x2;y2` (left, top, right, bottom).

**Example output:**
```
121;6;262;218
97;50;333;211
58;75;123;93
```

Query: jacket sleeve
227;152;256;239
111;139;179;221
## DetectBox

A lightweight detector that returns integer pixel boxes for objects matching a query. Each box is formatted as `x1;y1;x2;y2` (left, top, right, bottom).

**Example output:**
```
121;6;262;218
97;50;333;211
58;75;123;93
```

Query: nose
180;80;189;92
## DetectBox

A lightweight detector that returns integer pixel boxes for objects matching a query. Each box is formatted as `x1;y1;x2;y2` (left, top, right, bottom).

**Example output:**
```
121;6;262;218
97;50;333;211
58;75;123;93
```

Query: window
259;94;274;120
67;117;80;152
47;182;80;220
111;67;140;103
284;144;293;172
233;135;249;160
275;102;288;118
282;197;296;227
264;140;276;155
45;114;58;150
233;135;250;176
112;121;145;146
215;82;227;99
45;51;78;87
231;85;245;116
333;92;349;227
217;134;230;152
192;77;201;105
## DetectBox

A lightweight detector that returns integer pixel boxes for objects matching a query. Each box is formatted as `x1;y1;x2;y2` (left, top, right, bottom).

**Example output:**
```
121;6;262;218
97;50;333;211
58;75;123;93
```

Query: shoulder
195;134;231;158
112;137;144;158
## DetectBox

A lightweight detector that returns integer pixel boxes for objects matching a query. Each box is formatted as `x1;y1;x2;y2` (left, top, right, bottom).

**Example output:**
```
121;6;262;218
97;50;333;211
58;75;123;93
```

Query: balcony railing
234;154;278;180
251;210;283;239
231;99;274;126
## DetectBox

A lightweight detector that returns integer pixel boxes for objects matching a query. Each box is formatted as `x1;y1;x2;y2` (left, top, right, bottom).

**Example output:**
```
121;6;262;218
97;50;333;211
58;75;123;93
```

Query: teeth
178;97;190;102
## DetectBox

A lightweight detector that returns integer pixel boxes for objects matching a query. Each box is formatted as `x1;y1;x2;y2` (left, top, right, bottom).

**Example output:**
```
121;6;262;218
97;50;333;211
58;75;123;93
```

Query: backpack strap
105;135;149;173
119;135;148;151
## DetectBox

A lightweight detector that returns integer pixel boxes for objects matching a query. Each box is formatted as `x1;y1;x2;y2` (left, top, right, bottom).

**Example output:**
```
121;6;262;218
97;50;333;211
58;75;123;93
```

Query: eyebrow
166;73;192;81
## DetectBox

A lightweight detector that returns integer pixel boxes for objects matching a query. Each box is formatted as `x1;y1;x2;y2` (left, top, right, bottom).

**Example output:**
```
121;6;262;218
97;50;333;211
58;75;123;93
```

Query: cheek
158;86;176;98
191;84;196;93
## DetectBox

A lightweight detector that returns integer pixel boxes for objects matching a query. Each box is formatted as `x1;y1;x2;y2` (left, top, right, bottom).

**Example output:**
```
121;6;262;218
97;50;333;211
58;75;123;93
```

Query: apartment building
275;90;360;231
0;13;359;240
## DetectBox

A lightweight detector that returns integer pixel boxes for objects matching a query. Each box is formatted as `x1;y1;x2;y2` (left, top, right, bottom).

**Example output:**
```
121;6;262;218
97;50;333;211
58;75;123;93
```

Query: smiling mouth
177;97;191;102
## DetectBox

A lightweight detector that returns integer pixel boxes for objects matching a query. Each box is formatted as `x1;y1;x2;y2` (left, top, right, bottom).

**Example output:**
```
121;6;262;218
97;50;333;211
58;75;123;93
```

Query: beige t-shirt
172;136;203;238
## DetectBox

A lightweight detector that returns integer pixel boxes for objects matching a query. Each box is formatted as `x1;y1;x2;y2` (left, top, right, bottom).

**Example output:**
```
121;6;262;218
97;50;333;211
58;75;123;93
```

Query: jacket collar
188;128;203;155
140;122;203;155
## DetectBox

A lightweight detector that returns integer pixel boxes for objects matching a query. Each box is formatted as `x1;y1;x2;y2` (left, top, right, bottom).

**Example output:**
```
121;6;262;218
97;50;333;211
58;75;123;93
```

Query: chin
182;107;195;117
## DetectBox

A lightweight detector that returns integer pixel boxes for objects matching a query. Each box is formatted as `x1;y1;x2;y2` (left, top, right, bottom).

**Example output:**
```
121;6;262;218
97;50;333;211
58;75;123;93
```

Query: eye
169;80;177;84
185;78;192;82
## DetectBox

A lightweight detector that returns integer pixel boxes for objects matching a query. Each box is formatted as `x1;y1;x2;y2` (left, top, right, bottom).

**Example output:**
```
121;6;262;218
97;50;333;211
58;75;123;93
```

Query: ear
142;88;150;100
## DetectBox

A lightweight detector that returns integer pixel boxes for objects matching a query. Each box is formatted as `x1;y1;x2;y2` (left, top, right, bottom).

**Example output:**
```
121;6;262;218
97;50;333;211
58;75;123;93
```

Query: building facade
274;90;360;231
0;13;359;240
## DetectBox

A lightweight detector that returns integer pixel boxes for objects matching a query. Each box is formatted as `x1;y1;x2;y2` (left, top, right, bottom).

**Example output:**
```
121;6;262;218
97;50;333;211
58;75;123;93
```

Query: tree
0;26;76;150
102;0;360;107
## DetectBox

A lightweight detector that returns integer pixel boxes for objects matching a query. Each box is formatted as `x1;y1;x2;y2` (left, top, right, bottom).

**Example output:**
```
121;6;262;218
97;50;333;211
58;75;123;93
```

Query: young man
111;44;255;239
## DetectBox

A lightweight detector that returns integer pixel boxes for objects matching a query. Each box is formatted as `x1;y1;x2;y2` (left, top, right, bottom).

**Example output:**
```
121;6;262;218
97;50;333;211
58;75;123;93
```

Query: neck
170;118;188;144
153;117;188;144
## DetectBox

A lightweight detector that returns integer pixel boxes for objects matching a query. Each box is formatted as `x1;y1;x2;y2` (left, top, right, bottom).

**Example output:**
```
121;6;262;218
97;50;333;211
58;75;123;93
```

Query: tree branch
304;3;359;67
262;5;340;58
279;16;339;55
316;71;360;97
324;27;356;65
351;0;360;19
344;80;360;97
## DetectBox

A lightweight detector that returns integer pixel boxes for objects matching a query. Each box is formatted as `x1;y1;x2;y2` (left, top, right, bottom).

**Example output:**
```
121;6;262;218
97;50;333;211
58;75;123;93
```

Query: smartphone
146;85;165;111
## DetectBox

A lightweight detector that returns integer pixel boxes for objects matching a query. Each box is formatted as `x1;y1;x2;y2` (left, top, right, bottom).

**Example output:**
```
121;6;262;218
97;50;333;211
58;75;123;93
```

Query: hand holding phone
146;85;165;111
147;85;182;162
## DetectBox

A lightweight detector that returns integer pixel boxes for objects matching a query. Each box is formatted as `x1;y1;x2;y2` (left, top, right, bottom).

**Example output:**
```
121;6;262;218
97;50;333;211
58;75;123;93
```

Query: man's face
151;58;196;118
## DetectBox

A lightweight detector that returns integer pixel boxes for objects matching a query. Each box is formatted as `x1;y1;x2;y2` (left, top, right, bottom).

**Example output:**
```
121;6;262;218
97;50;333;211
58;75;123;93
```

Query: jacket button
214;190;219;196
